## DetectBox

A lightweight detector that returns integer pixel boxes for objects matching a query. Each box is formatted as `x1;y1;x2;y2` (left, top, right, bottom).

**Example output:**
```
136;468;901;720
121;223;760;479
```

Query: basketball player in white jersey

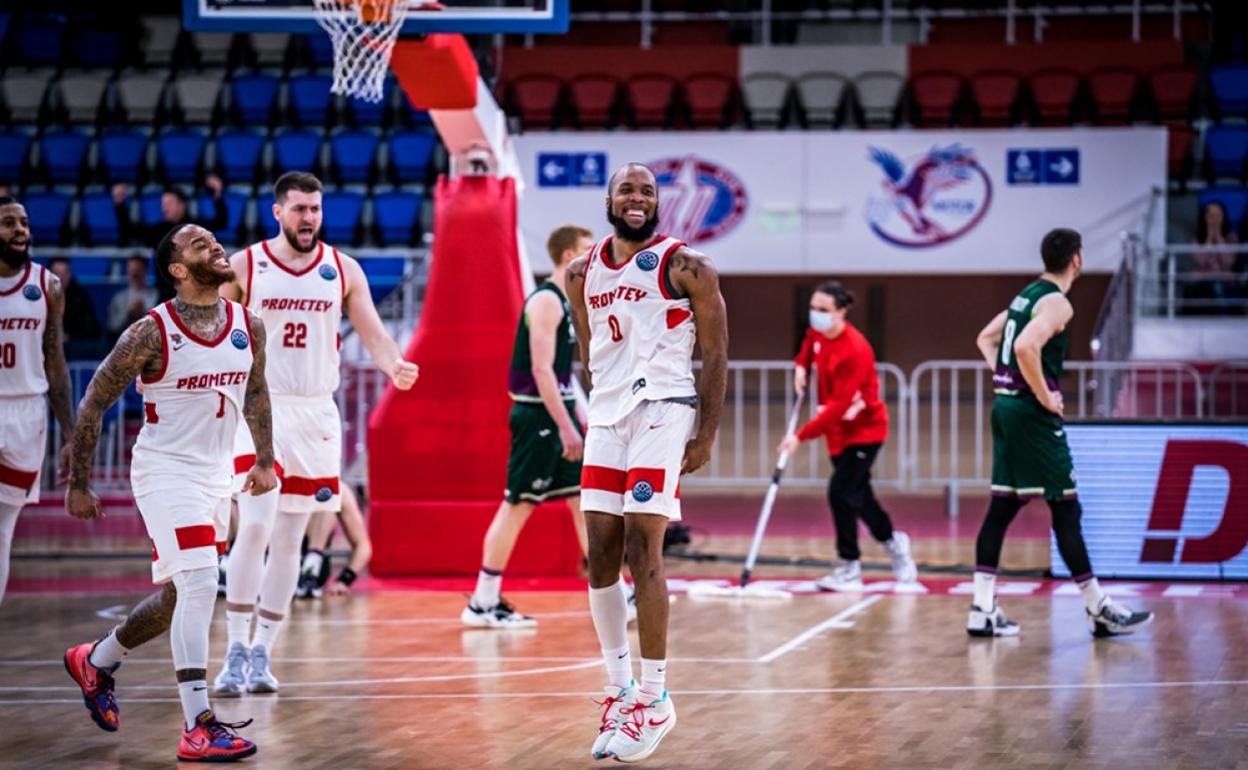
0;196;75;607
64;223;278;762
567;163;728;763
214;172;419;695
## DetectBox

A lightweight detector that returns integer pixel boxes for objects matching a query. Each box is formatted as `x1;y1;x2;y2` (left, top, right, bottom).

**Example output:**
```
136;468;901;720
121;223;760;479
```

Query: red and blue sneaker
63;641;120;732
177;710;257;763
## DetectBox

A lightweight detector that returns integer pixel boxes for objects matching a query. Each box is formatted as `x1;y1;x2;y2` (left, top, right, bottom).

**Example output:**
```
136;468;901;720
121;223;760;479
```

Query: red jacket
794;323;888;456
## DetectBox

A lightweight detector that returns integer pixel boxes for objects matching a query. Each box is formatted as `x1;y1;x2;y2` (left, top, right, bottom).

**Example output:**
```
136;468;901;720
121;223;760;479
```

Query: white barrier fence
45;358;1222;501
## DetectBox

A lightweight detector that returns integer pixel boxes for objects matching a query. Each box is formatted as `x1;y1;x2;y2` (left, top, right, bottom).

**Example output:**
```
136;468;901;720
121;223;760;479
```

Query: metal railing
1209;361;1248;418
1091;233;1140;362
1138;243;1248;319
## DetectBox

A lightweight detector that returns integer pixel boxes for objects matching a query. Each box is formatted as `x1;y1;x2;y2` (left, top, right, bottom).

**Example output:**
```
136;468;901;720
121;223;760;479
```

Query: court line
6;679;1248;706
0;655;757;667
756;595;882;663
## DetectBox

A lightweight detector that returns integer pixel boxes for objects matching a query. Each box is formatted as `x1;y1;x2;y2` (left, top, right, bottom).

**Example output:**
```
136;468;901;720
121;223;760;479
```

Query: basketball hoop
313;0;431;102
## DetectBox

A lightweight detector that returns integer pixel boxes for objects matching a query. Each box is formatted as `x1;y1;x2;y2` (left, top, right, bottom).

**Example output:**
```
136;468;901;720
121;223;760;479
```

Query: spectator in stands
47;258;106;359
112;175;228;302
1186;200;1243;315
107;254;159;340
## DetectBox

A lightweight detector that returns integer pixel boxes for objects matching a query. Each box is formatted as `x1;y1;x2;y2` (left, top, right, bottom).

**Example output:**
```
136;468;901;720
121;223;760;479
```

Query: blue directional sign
573;152;607;186
1044;148;1080;185
537;153;572;187
1007;148;1081;186
1006;150;1043;185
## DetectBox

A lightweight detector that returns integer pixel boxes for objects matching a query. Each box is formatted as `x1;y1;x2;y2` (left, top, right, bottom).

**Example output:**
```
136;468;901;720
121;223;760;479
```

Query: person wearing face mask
779;281;916;592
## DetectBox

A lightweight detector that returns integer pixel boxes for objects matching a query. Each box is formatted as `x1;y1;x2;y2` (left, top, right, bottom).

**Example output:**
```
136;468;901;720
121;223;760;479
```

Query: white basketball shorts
233;394;342;513
0;395;46;506
135;485;229;584
580;399;697;520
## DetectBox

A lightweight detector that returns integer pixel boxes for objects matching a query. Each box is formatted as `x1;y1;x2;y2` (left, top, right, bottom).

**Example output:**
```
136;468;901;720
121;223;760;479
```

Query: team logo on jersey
649;155;747;245
631;480;654;503
635;251;660;271
230;329;249;350
22;284;41;301
170;332;186;351
257;260;270;270
319;264;338;281
315;486;334;502
865;144;992;249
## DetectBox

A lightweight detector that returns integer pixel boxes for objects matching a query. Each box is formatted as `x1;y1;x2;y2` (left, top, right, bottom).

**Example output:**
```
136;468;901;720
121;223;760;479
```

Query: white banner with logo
513;129;1165;274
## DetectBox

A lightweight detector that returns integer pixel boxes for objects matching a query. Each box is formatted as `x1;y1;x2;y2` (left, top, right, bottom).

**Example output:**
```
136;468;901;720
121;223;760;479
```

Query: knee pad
170;566;218;671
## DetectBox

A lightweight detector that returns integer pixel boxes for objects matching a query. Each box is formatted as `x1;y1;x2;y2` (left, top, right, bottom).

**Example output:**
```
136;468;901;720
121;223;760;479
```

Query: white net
313;0;411;103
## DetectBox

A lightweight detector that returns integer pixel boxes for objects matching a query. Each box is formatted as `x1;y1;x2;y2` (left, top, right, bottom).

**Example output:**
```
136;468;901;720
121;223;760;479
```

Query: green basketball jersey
508;281;576;404
992;279;1069;399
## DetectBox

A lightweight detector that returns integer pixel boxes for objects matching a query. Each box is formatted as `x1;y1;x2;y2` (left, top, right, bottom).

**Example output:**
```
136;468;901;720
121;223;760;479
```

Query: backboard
182;0;569;35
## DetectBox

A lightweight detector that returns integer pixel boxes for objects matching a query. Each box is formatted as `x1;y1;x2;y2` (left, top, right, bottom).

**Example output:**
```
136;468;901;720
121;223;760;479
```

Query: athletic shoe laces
205;717;253;744
594;693;624;732
617;700;652;741
94;668;118;710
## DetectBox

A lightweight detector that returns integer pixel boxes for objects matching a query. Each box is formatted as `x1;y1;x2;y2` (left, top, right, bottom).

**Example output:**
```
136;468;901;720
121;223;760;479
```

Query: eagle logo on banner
865;144;992;249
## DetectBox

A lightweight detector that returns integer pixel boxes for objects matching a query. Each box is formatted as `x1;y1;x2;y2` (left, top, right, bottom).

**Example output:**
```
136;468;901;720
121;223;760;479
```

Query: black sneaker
460;597;537;629
967;602;1021;637
1088;598;1153;637
295;569;322;599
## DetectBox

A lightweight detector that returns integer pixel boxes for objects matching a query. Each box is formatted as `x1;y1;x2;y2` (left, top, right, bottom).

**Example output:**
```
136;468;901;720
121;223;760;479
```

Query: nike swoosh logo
648;716;671;727
186;737;207;751
649;424;662;430
192;686;206;692
617;652;628;659
539;429;552;437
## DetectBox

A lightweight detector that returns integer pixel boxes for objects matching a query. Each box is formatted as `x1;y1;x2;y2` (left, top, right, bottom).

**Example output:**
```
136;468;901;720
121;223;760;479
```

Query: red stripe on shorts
282;475;340;497
175;525;216;551
626;467;667;498
581;465;627;493
233;454;284;477
0;461;37;491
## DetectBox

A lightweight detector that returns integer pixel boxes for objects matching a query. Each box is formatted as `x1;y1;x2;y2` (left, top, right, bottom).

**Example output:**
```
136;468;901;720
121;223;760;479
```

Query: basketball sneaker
177;710;257;762
815;560;863;592
246;644;279;693
591;681;637;760
63;641;120;732
966;602;1021;637
213;642;250;697
460;597;537;629
295;569;322;600
604;690;677;763
625;582;638;626
1087;597;1153;638
885;531;918;584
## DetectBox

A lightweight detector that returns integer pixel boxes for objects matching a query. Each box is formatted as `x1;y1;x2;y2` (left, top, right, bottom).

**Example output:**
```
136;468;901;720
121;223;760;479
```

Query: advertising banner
514;128;1166;275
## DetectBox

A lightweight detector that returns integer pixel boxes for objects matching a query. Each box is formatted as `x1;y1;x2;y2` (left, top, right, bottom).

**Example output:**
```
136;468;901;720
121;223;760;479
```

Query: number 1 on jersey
216;393;225;419
608;314;624;343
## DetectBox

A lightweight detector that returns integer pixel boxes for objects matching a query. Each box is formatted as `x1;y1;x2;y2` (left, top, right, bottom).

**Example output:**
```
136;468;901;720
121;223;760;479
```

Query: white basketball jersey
582;234;697;427
245;240;344;398
131;300;253;496
0;262;49;398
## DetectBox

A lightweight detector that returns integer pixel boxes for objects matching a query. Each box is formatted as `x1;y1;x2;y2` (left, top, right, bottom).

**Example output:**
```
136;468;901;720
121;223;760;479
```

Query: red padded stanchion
367;175;582;576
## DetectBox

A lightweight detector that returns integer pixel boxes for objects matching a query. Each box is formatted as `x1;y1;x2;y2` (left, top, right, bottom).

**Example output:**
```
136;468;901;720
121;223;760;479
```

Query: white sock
472;568;502;609
588;578;631;689
0;502;20;606
973;571;996;610
640;657;666;696
226;610;253;649
253;615;283;651
177;680;211;730
1078;577;1106;613
88;628;129;670
301;550;324;575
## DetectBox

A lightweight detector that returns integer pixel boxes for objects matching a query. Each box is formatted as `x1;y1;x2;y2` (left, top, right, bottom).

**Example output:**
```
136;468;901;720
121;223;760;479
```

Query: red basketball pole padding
367;176;582;576
390;34;479;110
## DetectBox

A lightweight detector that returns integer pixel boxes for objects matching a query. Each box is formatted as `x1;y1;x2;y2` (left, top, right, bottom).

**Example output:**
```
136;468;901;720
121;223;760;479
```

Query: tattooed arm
564;254;592;391
66;316;163;520
240;312;278;495
669;247;728;475
41;272;75;481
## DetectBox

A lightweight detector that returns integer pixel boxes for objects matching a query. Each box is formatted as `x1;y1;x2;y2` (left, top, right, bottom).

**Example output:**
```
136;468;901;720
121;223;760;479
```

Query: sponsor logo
635;250;660;271
1140;439;1248;565
865;144;992;249
632;378;647;395
319;264;338;281
170;332;186;351
257;260;270;269
230;329;249;349
531;477;552;491
650;155;748;244
631;480;654;503
315;486;334;503
22;284;41;301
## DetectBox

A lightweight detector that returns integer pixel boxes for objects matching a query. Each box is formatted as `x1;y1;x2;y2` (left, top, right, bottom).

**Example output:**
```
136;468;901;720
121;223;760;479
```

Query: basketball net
313;0;411;102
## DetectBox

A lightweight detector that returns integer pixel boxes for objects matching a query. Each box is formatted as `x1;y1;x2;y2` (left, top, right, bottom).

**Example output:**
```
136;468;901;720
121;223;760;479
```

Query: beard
183;259;234;289
607;204;660;243
283;224;320;254
0;239;29;270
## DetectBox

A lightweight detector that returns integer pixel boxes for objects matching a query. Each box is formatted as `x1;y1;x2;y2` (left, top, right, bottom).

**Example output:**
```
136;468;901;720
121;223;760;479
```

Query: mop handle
740;388;806;587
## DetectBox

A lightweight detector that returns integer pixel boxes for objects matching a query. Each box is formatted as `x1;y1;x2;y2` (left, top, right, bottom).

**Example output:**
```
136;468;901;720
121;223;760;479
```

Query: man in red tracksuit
780;281;917;591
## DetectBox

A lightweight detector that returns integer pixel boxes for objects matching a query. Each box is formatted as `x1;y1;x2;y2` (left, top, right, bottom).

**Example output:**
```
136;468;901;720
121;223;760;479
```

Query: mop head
687;581;793;600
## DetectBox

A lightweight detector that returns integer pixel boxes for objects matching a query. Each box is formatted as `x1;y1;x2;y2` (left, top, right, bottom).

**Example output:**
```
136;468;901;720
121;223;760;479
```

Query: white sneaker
1088;597;1153;638
967;602;1021;637
246;644;279;693
460;598;538;629
591;681;636;760
816;560;863;592
212;642;249;697
885;531;918;584
605;690;676;763
625;582;637;626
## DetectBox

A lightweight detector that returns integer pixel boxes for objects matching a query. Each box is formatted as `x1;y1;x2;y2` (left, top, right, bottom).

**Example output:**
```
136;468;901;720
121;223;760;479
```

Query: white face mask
809;309;835;332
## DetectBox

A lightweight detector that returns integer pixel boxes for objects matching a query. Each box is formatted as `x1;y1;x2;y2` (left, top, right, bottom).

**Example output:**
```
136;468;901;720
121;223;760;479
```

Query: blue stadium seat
289;74;334;125
70;28;122;68
0;130;33;185
388;130;437;184
215;130;264;186
304;33;334;68
321;191;364;244
1200;187;1248;232
24;191;73;245
14;17;64;66
230;73;280;125
372;191;422;246
68;255;111;284
272;129;322;174
399;100;434;128
362;255;405;304
1204;125;1248;182
199;190;250;245
346;79;393;125
80;192;121;246
138;190;165;227
329;130;379;184
40;130;90;186
156;129;208;183
97;131;148;185
1209;65;1248;120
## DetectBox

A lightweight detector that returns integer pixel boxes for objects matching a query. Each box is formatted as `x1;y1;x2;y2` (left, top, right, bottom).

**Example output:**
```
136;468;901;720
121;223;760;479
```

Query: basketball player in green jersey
969;227;1152;638
462;225;595;628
